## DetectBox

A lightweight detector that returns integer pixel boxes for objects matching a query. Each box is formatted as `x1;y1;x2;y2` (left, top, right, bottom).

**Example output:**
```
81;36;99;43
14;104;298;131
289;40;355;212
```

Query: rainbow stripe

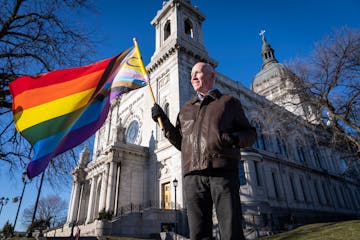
10;45;148;179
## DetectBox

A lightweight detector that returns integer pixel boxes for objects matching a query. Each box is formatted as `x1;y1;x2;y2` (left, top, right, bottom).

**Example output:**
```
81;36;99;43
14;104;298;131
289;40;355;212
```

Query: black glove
151;103;166;122
221;132;239;146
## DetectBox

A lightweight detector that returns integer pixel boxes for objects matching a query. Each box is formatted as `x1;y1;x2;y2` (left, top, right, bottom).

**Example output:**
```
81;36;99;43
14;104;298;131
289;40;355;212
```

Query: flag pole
27;171;45;237
133;38;164;130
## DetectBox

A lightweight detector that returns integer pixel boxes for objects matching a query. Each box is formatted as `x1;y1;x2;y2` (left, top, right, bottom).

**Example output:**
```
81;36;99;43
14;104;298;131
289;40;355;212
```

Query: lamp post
13;172;28;233
0;197;9;216
173;178;178;239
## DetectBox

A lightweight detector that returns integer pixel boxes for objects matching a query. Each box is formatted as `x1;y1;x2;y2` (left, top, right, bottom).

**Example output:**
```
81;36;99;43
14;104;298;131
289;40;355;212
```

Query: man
151;62;256;240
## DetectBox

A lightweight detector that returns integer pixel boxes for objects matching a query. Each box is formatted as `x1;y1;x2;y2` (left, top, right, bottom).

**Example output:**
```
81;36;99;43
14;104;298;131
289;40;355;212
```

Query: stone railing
114;201;181;217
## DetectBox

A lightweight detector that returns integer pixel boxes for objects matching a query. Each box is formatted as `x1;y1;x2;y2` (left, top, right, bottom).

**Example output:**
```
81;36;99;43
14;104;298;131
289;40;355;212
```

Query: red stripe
12;70;104;111
10;57;115;96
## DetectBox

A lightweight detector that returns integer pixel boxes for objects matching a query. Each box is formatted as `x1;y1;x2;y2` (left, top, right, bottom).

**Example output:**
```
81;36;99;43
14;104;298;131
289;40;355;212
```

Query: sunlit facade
49;0;359;239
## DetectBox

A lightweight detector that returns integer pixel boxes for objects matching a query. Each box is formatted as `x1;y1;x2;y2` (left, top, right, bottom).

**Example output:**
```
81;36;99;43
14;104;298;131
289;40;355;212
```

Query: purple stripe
27;103;110;179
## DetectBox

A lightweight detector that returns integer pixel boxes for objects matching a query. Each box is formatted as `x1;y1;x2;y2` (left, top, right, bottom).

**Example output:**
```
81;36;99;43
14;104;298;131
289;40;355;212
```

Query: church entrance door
162;182;171;209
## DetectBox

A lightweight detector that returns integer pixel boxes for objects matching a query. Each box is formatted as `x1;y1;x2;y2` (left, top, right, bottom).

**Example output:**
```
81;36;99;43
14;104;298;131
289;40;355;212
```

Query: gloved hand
151;103;166;123
221;132;239;146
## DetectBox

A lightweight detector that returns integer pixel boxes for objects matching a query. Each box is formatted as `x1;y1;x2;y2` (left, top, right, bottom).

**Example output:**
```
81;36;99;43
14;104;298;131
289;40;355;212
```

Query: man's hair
203;63;215;84
203;63;214;74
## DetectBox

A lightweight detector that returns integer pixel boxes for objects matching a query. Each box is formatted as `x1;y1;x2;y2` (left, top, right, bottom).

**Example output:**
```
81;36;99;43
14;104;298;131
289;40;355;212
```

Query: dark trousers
184;171;245;240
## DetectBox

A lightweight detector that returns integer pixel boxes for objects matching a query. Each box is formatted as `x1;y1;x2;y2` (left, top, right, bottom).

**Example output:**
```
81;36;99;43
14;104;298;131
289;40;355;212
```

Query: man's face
191;63;214;95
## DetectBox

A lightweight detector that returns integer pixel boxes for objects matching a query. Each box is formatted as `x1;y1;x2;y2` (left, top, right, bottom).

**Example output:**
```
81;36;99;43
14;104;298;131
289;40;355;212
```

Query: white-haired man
152;62;256;240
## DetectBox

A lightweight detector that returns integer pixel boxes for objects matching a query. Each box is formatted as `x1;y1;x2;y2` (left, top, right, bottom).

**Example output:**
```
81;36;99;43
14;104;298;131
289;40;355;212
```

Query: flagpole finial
133;38;138;46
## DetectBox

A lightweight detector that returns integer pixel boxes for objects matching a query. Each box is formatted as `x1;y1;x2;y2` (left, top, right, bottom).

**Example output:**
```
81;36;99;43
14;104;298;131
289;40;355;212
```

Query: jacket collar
190;89;222;104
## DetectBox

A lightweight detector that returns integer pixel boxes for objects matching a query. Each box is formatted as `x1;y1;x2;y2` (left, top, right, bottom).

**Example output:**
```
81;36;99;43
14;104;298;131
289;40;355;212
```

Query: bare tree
0;0;95;178
21;195;67;229
279;27;359;158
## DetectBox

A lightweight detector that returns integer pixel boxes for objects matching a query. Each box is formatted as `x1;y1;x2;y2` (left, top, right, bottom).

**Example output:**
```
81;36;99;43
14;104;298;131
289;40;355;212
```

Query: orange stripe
13;70;104;110
14;88;95;131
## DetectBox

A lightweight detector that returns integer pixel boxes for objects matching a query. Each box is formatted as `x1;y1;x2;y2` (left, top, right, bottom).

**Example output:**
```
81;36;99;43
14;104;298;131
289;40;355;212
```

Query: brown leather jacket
161;89;256;175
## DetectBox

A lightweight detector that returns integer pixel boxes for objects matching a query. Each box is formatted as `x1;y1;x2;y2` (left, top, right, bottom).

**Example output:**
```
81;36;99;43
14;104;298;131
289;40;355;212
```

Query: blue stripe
32;96;109;159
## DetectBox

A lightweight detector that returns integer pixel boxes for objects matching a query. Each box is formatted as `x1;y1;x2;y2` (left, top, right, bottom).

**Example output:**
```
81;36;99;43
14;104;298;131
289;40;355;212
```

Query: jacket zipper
195;101;207;169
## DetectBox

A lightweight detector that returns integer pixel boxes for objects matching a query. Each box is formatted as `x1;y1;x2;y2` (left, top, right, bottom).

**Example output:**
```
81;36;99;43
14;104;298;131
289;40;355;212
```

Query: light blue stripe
112;77;147;86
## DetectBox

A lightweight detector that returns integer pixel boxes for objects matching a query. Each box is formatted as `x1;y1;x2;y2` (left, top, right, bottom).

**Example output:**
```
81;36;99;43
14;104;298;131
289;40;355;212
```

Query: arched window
314;180;322;204
299;178;308;202
275;130;287;158
254;161;262;186
184;19;194;38
251;120;266;150
313;150;322;168
322;182;330;205
271;172;280;199
310;137;322;168
164;20;171;41
333;186;341;207
296;138;306;164
289;175;297;201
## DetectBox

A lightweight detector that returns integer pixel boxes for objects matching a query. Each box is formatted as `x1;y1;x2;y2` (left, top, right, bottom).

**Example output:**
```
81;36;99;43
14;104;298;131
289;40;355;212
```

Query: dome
251;32;288;92
251;61;288;91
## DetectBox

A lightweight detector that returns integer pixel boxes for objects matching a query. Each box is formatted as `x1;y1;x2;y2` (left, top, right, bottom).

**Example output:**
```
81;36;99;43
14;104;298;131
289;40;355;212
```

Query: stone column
98;164;109;212
155;22;160;51
86;177;96;223
241;150;265;227
106;161;117;212
69;181;81;223
113;163;121;215
76;183;84;222
66;181;76;223
241;150;263;199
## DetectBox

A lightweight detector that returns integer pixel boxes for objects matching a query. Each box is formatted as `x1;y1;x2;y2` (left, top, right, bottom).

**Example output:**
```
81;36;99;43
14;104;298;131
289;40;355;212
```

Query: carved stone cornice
151;0;205;26
147;43;178;73
111;143;149;158
147;40;217;73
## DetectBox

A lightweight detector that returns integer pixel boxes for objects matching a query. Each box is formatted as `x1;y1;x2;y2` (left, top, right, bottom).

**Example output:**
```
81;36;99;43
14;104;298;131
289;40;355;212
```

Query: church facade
49;0;360;239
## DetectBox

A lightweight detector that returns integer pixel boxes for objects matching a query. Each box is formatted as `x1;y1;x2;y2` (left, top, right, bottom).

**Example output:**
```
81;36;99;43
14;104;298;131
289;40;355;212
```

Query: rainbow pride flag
10;43;148;179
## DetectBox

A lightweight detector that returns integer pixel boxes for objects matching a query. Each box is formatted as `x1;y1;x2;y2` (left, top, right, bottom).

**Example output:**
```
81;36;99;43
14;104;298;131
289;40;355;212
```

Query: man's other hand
221;132;239;146
151;103;166;122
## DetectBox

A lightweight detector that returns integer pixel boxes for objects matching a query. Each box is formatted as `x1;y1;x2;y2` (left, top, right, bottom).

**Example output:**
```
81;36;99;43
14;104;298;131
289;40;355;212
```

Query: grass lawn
7;220;360;240
261;220;360;240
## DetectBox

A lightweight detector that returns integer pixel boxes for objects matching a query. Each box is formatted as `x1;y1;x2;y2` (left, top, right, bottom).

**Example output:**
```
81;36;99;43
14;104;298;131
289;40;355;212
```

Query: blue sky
85;0;360;88
1;0;359;231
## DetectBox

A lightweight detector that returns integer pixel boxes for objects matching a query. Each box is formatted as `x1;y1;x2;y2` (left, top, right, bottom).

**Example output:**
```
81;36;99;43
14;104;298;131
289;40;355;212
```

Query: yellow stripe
14;88;95;131
12;70;103;110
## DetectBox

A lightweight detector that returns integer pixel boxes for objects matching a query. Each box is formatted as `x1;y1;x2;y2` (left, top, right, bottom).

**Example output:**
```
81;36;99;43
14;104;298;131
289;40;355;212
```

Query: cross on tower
259;30;266;41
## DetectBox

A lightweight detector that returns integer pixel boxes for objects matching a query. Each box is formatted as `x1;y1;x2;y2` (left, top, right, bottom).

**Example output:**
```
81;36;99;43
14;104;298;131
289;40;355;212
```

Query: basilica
48;0;360;239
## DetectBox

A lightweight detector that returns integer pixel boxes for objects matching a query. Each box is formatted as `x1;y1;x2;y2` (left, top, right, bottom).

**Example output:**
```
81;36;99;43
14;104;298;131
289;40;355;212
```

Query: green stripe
21;107;84;145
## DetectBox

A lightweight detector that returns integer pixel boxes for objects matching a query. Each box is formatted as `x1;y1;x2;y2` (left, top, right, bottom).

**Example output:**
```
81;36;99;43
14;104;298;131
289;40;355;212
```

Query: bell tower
146;0;217;218
148;0;217;110
151;0;209;58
